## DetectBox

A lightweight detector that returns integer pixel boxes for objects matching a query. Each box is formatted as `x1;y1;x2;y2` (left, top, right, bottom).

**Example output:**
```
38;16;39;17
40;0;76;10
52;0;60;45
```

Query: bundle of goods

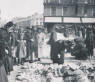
71;38;88;60
15;62;95;82
64;40;74;53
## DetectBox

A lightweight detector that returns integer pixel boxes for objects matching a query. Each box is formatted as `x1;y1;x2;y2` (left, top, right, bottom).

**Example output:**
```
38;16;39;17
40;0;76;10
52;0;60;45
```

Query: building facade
31;13;43;27
44;0;95;33
13;17;31;29
44;0;95;17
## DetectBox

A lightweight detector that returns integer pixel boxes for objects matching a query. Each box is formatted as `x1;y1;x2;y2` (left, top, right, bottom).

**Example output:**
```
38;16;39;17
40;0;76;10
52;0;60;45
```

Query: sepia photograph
0;0;95;82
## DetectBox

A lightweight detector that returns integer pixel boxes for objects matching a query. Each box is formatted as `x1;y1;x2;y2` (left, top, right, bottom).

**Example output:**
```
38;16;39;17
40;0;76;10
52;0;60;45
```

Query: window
93;7;95;16
77;6;84;16
88;0;95;4
59;0;61;3
63;6;76;16
51;7;56;16
36;18;38;20
78;0;85;3
36;22;38;25
48;0;50;3
44;0;46;3
72;0;75;3
40;18;42;20
40;22;43;25
63;7;68;16
51;0;55;3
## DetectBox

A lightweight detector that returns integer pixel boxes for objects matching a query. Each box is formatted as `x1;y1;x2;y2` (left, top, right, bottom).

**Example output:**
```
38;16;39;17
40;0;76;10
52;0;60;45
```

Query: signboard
44;16;95;23
45;17;62;23
82;18;95;23
64;17;81;23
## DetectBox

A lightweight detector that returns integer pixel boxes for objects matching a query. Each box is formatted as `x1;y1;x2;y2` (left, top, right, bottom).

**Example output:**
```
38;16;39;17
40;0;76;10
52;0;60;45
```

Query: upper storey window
51;6;56;16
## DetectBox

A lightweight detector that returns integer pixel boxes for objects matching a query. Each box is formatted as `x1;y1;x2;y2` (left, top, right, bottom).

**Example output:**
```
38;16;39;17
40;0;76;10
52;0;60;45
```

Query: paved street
8;66;21;82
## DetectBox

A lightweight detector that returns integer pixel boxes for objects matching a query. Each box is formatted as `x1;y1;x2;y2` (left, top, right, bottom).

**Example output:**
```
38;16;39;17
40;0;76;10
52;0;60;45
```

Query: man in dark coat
0;38;8;82
0;21;15;74
48;26;57;62
53;40;65;64
32;27;38;60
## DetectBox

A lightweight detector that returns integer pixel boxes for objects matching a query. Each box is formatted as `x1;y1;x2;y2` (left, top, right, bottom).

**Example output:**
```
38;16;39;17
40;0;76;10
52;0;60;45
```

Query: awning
44;17;95;23
45;17;62;23
64;17;81;23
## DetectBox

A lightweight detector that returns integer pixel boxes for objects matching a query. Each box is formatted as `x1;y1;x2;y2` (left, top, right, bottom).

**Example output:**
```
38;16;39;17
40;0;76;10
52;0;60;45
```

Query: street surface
8;53;95;82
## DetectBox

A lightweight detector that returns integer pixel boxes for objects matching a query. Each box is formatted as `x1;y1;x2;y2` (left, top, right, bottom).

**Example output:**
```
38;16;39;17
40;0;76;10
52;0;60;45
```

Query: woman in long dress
37;28;45;59
16;32;26;64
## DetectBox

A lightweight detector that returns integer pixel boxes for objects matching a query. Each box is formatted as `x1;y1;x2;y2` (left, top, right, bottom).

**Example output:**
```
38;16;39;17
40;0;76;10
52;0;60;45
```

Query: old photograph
0;0;95;82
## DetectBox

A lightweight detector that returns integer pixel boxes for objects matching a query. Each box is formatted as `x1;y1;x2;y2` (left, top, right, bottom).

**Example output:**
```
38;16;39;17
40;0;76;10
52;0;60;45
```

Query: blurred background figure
85;25;94;59
32;27;38;61
24;27;33;62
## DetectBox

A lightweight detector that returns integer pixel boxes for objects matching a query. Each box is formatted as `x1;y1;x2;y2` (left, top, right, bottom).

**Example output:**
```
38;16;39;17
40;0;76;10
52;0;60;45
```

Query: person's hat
5;21;15;28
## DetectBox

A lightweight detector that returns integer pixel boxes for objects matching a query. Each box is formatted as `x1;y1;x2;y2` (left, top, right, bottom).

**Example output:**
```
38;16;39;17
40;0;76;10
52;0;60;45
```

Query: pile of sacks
16;62;95;82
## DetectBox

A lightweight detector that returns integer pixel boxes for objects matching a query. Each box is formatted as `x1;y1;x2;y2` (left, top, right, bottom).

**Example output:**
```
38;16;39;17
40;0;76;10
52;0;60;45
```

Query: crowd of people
0;21;95;82
0;21;48;82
